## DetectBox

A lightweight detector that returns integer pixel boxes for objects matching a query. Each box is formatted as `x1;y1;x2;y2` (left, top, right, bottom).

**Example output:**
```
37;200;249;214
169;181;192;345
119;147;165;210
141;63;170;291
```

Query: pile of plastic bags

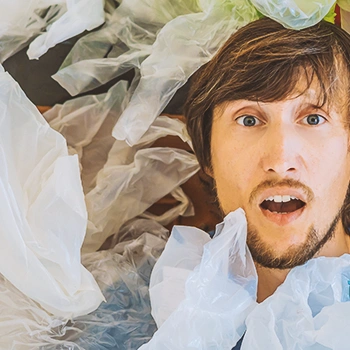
143;209;350;350
1;0;350;349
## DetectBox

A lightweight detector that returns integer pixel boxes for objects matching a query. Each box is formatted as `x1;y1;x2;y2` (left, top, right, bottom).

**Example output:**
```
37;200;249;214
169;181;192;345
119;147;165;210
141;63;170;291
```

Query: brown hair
185;17;350;171
185;17;350;230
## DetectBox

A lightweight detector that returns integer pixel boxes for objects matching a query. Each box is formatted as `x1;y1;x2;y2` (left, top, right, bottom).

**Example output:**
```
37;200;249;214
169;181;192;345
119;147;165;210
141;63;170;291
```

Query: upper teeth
265;195;297;203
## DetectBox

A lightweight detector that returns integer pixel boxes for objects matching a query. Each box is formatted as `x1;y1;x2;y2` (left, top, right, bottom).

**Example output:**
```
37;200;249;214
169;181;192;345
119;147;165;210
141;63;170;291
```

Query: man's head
185;17;350;269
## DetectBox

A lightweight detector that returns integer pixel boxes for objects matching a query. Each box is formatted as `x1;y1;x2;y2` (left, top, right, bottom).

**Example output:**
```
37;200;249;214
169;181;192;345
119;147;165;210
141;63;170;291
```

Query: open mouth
260;195;306;214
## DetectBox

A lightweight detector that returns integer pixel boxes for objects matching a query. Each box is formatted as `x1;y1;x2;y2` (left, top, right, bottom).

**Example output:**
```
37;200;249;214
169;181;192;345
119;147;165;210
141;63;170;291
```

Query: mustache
249;178;314;204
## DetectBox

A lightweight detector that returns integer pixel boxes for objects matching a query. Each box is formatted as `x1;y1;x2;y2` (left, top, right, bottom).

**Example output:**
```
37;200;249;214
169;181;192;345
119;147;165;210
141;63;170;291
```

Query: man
186;17;350;303
140;16;350;350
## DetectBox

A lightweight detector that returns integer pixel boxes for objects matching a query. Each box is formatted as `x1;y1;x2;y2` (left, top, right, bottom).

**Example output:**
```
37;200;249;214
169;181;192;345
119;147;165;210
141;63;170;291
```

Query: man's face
210;78;350;269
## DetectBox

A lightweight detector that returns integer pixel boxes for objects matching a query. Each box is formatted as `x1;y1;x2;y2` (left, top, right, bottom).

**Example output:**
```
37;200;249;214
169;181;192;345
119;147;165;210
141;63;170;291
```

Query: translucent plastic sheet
145;208;350;349
0;65;103;317
251;0;336;29
0;0;105;62
243;255;350;349
45;69;197;253
113;1;259;145
27;0;105;60
52;0;199;95
44;80;129;160
0;219;167;350
51;220;168;350
84;144;199;252
141;208;258;350
140;186;195;226
0;2;65;62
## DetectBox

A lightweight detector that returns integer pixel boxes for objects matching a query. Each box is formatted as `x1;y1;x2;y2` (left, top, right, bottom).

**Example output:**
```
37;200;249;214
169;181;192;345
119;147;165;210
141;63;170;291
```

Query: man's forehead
214;73;347;118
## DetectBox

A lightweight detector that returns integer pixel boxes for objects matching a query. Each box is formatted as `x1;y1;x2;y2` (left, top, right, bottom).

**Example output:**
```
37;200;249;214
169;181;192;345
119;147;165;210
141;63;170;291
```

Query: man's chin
246;217;340;269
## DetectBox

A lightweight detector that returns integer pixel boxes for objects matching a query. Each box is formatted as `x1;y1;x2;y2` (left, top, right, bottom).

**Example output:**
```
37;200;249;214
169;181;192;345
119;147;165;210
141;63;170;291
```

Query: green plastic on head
324;3;337;23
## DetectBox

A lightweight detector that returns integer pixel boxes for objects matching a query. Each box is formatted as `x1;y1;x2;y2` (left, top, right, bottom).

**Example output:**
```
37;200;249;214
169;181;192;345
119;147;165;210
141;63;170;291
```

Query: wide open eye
301;114;326;126
236;115;262;127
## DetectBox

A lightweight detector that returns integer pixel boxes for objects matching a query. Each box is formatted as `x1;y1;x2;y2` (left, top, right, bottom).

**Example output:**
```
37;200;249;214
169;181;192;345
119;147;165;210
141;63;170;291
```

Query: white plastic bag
0;65;103;318
113;1;259;145
251;0;336;29
44;80;129;159
27;0;105;60
84;144;199;252
82;113;198;252
141;208;257;350
52;0;199;95
0;0;105;62
0;1;65;62
0;219;168;350
243;254;350;349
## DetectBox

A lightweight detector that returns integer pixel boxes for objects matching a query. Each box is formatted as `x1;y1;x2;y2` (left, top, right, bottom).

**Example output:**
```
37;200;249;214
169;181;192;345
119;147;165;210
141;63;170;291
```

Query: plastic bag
0;64;103;318
84;144;199;252
140;208;257;350
44;80;129;160
27;0;105;60
0;219;167;350
52;0;199;95
0;0;104;62
49;219;169;350
45;69;197;253
82;112;198;253
140;186;195;226
0;2;65;62
243;254;350;349
250;0;336;29
113;1;259;145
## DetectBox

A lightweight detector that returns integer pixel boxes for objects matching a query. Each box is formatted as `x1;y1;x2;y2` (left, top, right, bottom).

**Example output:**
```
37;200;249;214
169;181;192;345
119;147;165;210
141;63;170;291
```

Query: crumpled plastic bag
44;80;129;160
0;218;167;350
44;78;198;253
0;0;105;62
140;208;257;350
113;0;259;146
243;254;350;349
49;219;169;350
0;64;103;318
140;186;195;227
251;0;336;29
52;0;199;96
45;78;131;195
83;114;199;253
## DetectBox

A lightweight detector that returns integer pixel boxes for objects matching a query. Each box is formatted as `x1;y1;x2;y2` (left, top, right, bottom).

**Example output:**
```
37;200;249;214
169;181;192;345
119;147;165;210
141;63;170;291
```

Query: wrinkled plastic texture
251;0;336;29
145;208;350;349
113;1;259;145
0;219;167;349
43;80;198;253
27;0;105;60
141;208;258;350
243;255;350;349
52;0;200;95
83;114;199;253
0;0;104;62
0;66;103;318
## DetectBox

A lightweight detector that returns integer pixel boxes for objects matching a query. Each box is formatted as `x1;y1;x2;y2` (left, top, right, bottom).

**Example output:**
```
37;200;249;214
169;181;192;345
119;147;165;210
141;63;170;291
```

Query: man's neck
255;223;350;303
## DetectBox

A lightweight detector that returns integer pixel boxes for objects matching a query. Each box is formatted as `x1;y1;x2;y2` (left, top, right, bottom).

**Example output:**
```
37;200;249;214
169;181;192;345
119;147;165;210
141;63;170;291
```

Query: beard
246;210;342;270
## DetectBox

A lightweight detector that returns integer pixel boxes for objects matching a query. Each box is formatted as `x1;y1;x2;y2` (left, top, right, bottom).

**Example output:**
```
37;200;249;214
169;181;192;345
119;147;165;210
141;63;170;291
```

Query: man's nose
260;124;302;176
